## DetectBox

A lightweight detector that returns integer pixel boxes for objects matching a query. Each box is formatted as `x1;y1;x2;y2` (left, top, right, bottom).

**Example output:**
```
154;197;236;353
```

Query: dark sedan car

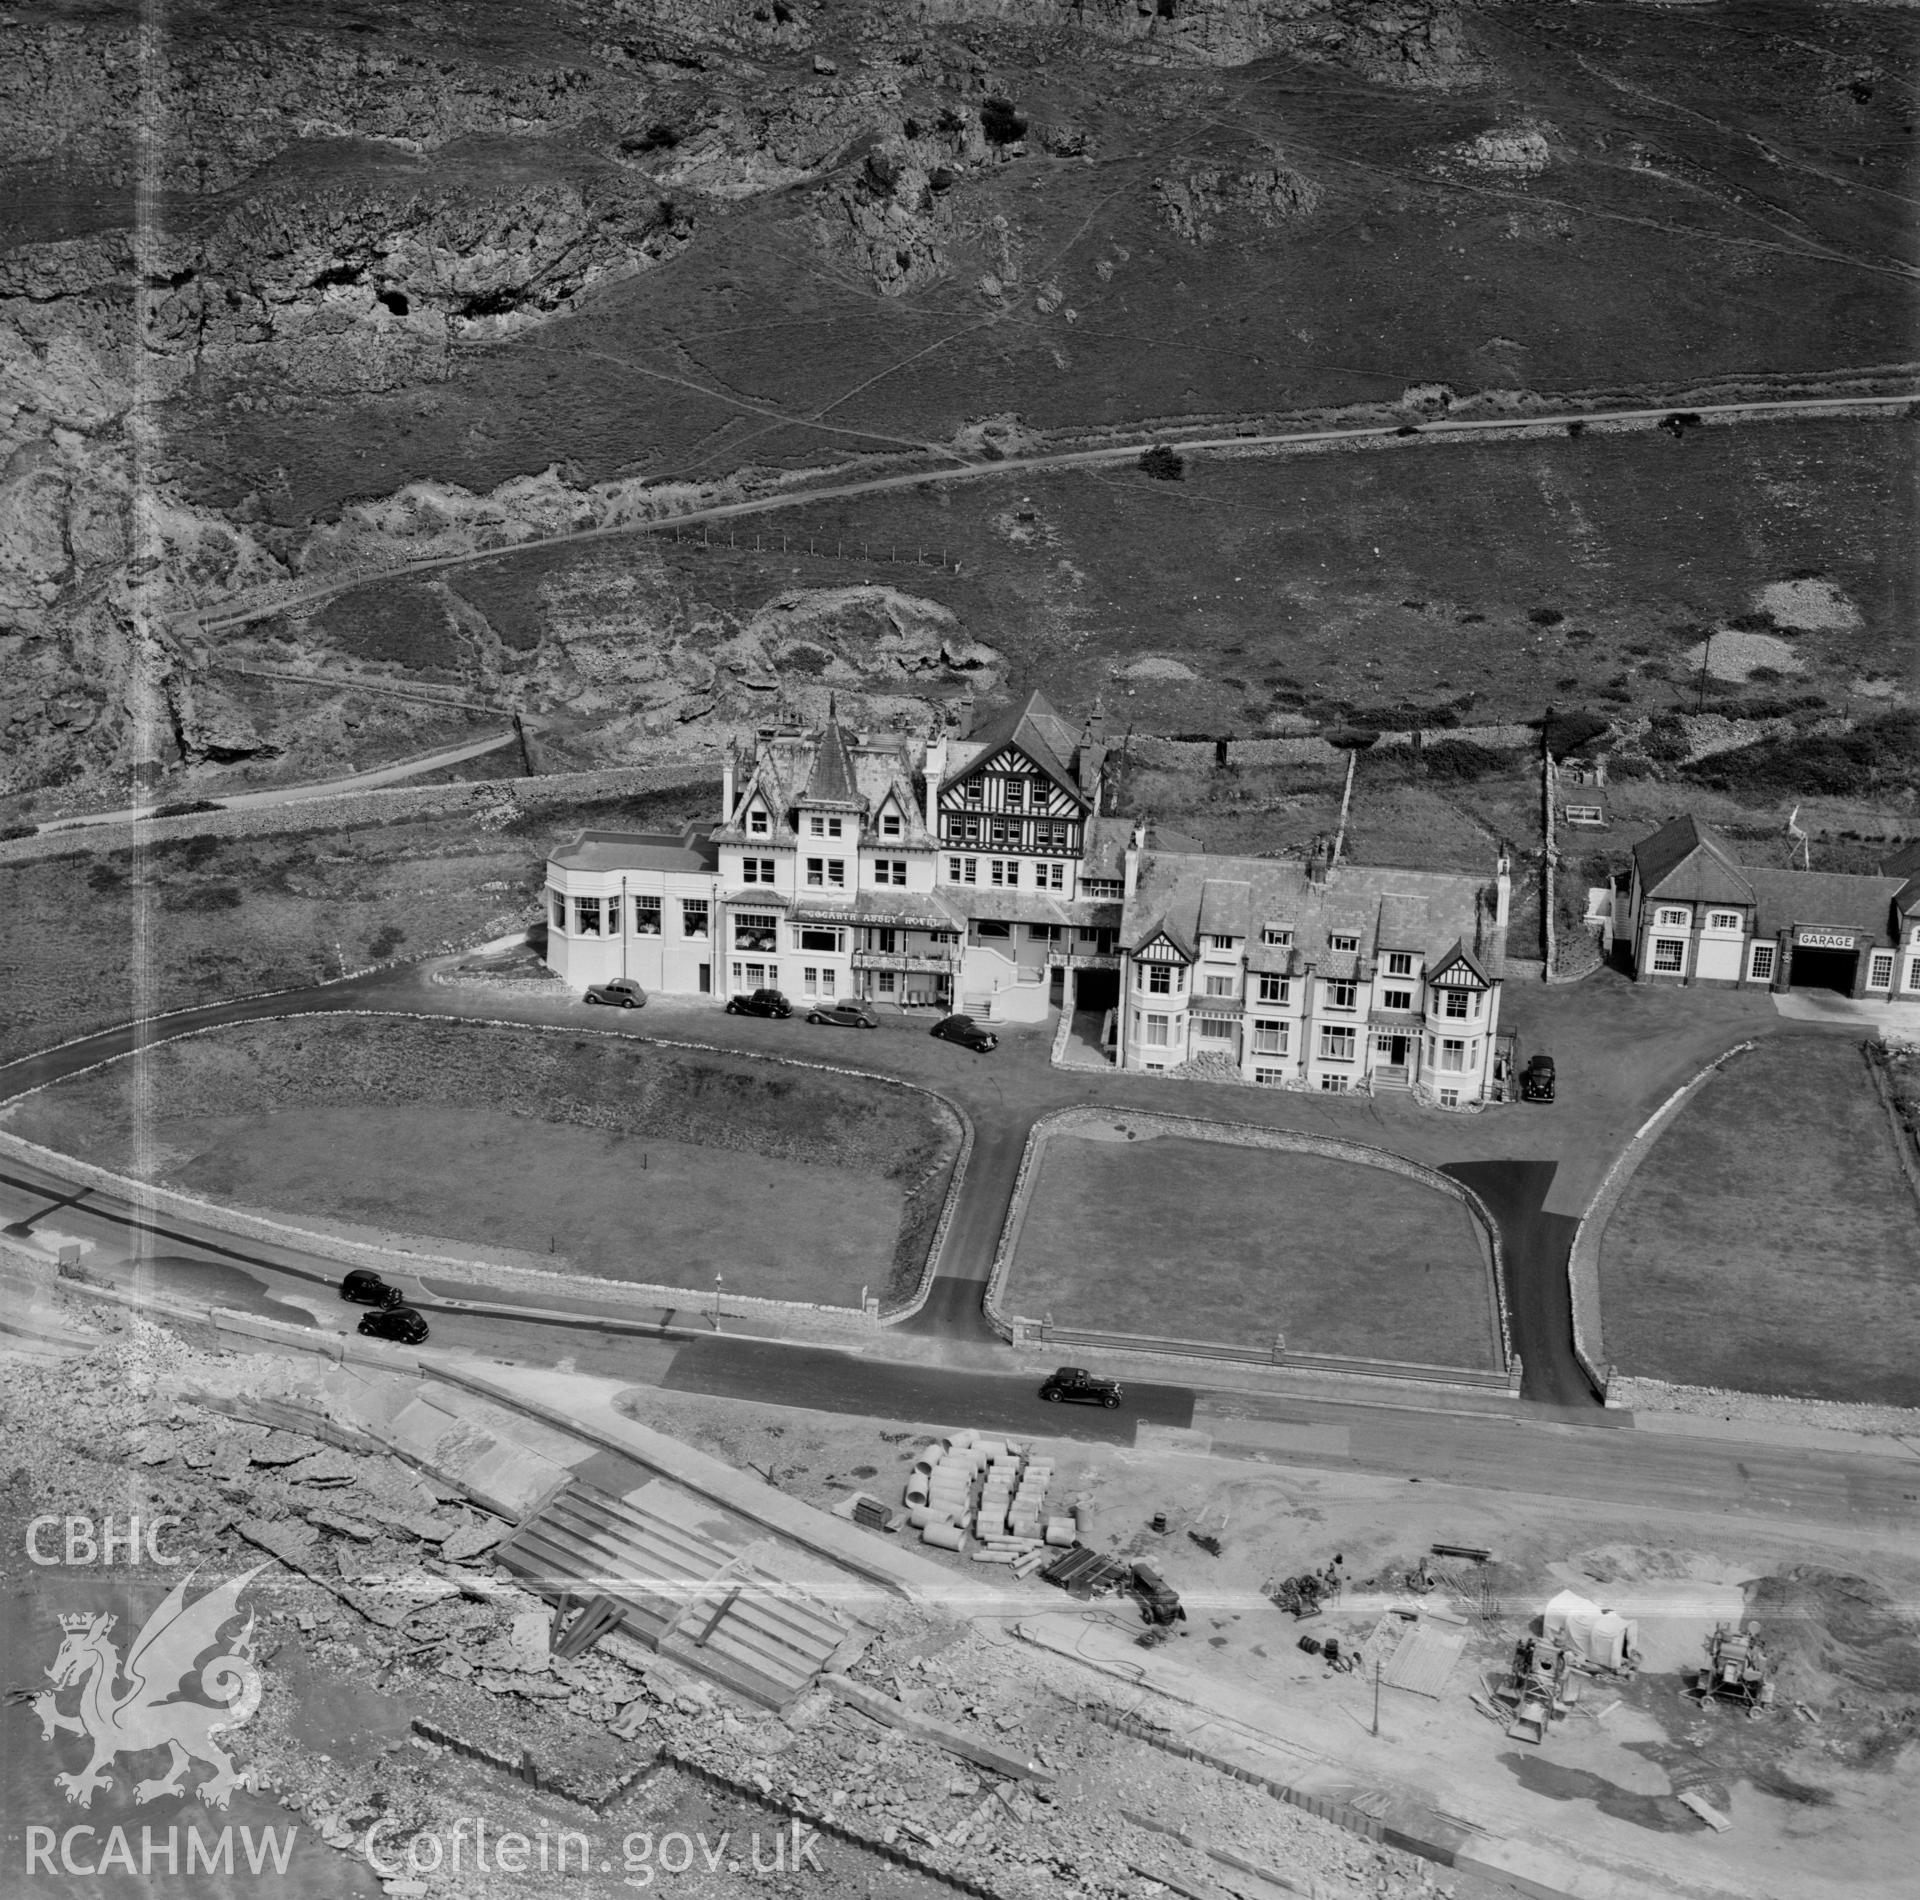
358;1305;429;1345
339;1269;403;1308
806;999;879;1029
727;987;792;1018
1521;1053;1557;1104
585;978;647;1009
931;1013;996;1052
1039;1366;1121;1408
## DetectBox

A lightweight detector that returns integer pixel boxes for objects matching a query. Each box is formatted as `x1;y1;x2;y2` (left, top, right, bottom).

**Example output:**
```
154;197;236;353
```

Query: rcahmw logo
23;1566;267;1812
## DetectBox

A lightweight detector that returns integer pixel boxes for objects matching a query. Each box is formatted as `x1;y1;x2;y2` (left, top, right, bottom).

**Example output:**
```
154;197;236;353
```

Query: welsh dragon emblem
24;1566;266;1809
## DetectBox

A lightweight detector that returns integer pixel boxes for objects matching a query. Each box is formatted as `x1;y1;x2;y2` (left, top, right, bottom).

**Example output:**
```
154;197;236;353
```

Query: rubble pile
2;1331;1461;1898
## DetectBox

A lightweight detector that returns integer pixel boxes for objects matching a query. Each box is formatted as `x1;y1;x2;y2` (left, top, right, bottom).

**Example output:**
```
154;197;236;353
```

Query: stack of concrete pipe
906;1429;1084;1562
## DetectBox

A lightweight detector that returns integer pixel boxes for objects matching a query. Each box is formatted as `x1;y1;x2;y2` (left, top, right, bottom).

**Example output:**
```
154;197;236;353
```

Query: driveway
0;956;1841;1419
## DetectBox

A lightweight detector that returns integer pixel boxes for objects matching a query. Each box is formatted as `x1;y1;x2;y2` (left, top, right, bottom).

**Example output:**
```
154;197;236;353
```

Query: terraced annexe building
542;695;1514;1103
1118;839;1513;1105
1624;815;1920;1001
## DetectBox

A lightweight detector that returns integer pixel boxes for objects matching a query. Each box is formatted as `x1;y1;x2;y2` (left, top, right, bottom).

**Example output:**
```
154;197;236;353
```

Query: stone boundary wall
1124;728;1540;775
1602;1375;1918;1437
662;1751;1002;1899
1569;1040;1759;1395
881;1098;976;1326
981;1105;1511;1373
1862;1039;1920;1214
0;1009;973;1336
0;761;719;866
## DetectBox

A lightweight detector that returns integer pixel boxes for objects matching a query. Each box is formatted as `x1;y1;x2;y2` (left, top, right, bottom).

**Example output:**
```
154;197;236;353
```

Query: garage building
1625;814;1920;1001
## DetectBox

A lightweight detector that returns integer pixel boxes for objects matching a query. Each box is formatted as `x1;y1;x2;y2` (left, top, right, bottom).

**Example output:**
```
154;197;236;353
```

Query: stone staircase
494;1479;863;1709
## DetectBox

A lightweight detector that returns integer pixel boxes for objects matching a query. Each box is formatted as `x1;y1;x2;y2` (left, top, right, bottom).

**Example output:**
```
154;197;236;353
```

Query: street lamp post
621;876;629;981
712;1272;723;1331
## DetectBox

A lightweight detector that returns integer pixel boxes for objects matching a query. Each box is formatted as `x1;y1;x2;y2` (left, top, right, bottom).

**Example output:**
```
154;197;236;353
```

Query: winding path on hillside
182;386;1919;642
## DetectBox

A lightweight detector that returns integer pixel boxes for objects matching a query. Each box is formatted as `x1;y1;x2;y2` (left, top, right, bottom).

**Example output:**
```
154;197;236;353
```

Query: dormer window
1385;951;1413;976
748;809;769;836
808;814;844;838
1328;933;1359;954
1261;926;1292;946
1207;935;1235;953
881;812;902;837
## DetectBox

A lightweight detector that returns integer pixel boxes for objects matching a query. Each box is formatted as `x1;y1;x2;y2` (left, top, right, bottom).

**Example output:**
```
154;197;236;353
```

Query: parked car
1039;1366;1122;1408
585;978;647;1009
357;1305;428;1345
930;1014;997;1052
727;987;792;1019
806;999;879;1029
1521;1053;1557;1104
339;1269;403;1308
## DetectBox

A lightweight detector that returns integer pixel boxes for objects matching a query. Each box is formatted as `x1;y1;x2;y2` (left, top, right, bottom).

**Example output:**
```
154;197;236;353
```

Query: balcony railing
851;949;962;973
1045;950;1120;970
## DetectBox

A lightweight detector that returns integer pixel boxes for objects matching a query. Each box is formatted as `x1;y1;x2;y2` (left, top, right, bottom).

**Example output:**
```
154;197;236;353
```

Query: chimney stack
923;732;948;834
721;745;736;825
1306;836;1328;886
1494;847;1512;930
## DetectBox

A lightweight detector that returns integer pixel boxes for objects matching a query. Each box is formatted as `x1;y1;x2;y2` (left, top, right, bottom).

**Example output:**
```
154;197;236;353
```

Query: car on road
339;1269;403;1308
727;987;792;1019
1039;1366;1121;1408
585;978;648;1009
357;1305;428;1345
806;999;879;1030
930;1014;996;1052
1521;1053;1557;1104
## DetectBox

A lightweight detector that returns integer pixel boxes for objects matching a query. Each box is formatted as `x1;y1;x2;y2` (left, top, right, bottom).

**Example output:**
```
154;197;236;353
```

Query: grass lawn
2;1014;958;1304
153;1106;897;1306
1007;1128;1499;1368
1602;1037;1920;1406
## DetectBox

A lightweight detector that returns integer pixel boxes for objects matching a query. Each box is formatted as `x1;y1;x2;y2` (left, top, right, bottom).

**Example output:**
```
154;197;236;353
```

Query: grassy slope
0;786;712;1062
148;1105;900;1304
1602;1037;1920;1406
390;414;1915;739
1008;1130;1498;1367
171;8;1919;522
2;1014;959;1302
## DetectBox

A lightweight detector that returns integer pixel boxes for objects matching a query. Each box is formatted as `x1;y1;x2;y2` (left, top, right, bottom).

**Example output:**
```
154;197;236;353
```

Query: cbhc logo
26;1517;184;1566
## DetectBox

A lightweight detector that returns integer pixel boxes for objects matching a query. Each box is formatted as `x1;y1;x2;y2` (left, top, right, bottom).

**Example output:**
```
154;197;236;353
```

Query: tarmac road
1443;1160;1590;1408
7;1155;1918;1545
661;1334;1194;1441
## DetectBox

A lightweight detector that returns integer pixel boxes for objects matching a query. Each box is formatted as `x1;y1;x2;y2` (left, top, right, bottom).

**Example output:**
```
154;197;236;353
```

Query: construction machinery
1493;1636;1580;1744
1693;1622;1774;1714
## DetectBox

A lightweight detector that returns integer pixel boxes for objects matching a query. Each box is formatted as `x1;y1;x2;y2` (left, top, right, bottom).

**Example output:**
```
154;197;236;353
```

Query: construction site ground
5;1281;1914;1900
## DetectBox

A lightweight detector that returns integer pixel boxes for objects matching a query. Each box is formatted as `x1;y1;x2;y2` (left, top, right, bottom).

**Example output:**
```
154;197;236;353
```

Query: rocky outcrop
900;0;1484;86
819;136;957;295
1155;154;1320;244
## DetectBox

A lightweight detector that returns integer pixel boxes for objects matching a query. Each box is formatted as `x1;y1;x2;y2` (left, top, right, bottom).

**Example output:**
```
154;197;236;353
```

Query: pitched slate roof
1080;816;1133;882
1743;868;1904;942
1631;815;1755;906
1123;849;1502;973
1196;879;1252;940
803;719;862;809
942;691;1088;808
1878;837;1920;881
